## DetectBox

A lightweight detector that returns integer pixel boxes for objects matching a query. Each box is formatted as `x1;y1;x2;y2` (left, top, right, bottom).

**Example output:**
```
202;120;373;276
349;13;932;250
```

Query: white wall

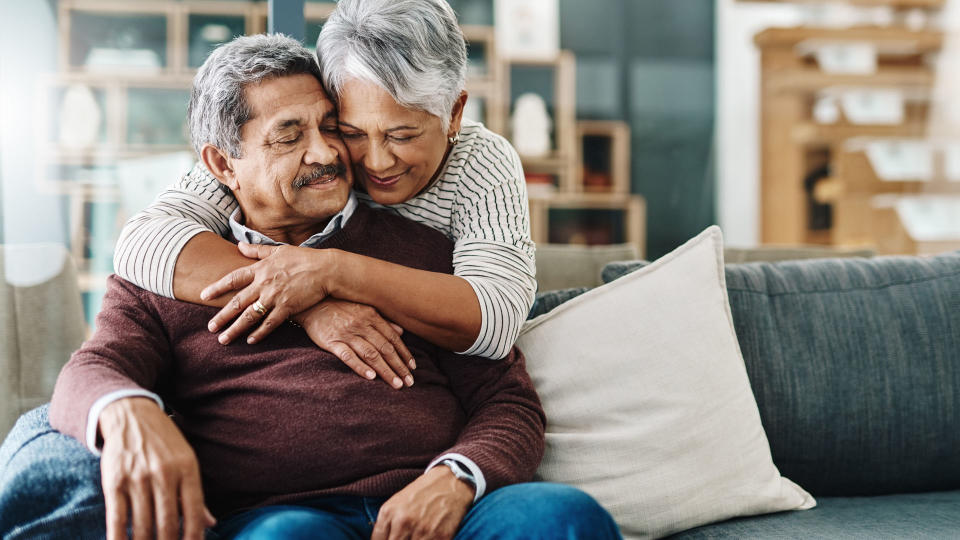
0;2;64;245
715;0;802;246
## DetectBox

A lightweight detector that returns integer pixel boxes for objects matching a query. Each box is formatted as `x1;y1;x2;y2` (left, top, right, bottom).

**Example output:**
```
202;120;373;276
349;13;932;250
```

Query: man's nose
365;141;396;173
303;129;339;165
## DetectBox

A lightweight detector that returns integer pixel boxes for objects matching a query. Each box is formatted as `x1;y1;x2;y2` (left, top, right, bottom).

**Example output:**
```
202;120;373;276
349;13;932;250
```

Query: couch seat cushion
670;491;960;539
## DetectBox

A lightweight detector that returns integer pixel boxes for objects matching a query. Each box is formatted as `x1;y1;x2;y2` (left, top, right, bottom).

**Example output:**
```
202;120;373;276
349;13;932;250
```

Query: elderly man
0;35;621;540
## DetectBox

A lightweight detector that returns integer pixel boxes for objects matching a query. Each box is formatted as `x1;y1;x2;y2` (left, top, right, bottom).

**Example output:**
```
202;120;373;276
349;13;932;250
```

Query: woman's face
336;79;465;205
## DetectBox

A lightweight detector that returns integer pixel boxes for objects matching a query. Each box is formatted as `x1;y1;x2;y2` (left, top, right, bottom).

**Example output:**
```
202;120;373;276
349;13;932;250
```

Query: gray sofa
3;247;958;538
530;249;960;537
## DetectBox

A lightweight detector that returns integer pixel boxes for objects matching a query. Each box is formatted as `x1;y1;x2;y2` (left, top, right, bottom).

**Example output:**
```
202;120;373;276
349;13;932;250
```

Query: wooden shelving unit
501;50;644;254
575;120;631;194
49;0;646;298
753;14;947;252
820;144;960;251
529;193;645;256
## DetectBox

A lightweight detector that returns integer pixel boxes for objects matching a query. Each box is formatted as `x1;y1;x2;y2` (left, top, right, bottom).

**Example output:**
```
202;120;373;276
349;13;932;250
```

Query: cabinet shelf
792;121;928;144
765;67;934;94
756;27;943;51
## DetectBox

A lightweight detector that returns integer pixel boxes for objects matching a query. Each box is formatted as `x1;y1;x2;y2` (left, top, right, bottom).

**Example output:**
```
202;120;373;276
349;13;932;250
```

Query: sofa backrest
595;250;960;496
534;243;639;292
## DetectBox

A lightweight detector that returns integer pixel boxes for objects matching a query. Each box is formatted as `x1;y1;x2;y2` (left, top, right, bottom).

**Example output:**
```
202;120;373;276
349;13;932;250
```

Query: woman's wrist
288;249;344;326
320;248;350;299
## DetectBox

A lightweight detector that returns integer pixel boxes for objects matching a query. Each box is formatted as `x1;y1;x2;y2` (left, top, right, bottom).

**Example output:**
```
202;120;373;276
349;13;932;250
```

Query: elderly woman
113;0;535;386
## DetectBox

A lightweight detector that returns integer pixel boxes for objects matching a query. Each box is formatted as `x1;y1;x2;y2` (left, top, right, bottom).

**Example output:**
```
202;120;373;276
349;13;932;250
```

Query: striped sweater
113;119;536;359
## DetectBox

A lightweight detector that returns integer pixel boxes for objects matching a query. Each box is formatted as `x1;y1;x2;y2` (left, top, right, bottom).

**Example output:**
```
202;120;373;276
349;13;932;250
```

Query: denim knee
458;482;621;540
0;405;106;540
226;507;363;540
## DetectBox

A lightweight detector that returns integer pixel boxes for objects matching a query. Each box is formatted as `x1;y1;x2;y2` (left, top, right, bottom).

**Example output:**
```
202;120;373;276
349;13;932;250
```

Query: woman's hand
203;243;333;345
297;299;416;390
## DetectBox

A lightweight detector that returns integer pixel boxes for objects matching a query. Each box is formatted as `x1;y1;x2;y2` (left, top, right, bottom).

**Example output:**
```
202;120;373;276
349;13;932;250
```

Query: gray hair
316;0;467;129
188;34;323;158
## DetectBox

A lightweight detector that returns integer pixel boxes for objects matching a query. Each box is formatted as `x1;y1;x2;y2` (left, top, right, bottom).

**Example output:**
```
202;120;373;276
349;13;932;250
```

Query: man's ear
199;144;239;190
448;90;468;137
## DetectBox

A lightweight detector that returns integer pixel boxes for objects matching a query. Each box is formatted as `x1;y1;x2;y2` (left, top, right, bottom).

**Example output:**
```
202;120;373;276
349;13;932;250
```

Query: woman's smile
364;169;410;187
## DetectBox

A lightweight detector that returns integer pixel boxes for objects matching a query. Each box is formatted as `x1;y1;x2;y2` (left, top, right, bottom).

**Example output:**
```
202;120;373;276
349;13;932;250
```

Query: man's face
228;73;353;234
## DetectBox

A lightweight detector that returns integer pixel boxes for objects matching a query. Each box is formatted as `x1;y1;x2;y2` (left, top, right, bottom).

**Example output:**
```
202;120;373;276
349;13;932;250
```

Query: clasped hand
201;243;415;388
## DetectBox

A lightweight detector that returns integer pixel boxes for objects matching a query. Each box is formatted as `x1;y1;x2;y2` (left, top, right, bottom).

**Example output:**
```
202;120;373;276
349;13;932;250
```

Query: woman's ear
200;144;239;190
448;90;469;137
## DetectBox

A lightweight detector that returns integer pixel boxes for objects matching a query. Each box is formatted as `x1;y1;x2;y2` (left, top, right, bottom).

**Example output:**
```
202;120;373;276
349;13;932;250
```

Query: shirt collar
228;192;358;248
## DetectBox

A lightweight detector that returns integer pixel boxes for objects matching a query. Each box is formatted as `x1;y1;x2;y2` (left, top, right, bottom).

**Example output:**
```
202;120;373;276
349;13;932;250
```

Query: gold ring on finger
252;300;268;316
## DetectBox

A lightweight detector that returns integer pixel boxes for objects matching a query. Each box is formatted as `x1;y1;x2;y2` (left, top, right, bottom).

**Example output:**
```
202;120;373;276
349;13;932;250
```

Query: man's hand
98;397;215;540
202;243;334;345
297;299;416;389
372;465;475;540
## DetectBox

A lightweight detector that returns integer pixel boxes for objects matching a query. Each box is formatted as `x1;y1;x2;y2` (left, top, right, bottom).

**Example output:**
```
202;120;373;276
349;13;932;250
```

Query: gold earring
448;132;460;145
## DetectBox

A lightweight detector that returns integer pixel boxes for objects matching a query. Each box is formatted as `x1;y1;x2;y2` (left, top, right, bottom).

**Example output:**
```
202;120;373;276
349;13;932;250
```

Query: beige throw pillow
517;226;815;539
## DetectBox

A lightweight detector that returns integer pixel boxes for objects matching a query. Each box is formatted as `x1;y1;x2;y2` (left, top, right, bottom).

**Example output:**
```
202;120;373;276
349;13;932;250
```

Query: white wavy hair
316;0;468;129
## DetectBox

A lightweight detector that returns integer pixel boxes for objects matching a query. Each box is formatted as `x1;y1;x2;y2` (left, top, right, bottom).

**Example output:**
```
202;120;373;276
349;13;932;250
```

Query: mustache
292;162;347;189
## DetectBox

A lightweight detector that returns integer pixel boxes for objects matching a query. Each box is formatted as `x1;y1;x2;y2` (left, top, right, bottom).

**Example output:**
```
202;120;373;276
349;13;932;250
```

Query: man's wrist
99;397;162;440
430;462;477;502
441;459;477;489
87;391;165;453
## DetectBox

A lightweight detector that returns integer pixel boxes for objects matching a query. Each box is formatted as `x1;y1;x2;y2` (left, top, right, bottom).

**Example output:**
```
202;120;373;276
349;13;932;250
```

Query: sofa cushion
518;227;813;540
528;287;590;319
604;251;960;496
534;243;639;291
669;491;960;539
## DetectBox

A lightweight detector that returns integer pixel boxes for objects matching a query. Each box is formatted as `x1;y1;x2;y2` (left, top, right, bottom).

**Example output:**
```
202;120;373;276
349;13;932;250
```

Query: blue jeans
0;405;106;540
1;406;622;540
212;483;620;540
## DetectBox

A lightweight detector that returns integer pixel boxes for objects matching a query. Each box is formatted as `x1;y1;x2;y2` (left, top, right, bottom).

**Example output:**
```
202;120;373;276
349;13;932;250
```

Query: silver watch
440;458;477;487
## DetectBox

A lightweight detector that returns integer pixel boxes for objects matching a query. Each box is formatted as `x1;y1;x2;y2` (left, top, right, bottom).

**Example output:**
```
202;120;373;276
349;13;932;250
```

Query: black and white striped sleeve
113;162;236;298
452;135;537;360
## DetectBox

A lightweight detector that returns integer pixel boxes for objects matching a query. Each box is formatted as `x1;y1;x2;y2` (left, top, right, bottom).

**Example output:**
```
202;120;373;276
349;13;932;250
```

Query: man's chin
301;180;351;210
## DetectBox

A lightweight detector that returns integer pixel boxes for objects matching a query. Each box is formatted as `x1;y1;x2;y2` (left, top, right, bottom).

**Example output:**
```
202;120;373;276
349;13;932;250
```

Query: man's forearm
434;348;546;492
326;249;482;352
173;232;256;306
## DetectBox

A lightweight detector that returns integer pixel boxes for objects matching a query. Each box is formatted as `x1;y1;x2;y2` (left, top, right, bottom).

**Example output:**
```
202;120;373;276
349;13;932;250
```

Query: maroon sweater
50;203;546;517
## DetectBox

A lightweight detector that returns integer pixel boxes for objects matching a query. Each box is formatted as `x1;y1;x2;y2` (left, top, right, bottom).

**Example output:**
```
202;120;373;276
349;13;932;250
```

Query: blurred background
2;0;959;331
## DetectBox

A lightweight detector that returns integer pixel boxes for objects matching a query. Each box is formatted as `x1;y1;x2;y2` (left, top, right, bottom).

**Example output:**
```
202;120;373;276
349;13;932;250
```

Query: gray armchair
0;244;85;436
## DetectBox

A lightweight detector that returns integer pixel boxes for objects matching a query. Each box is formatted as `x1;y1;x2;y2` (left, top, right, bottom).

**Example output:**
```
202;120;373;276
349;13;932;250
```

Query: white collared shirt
228;192;358;247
